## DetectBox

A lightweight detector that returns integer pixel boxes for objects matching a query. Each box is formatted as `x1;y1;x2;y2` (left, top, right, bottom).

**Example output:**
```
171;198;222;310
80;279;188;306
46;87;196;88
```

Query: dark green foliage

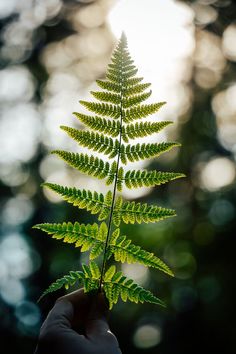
34;33;184;308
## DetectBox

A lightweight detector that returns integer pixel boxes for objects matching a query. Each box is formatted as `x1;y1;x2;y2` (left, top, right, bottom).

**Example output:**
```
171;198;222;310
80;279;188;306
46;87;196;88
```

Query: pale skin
35;289;122;354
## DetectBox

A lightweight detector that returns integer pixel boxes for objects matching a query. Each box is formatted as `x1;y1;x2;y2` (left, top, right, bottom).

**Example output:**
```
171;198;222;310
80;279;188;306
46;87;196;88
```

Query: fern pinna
33;33;185;308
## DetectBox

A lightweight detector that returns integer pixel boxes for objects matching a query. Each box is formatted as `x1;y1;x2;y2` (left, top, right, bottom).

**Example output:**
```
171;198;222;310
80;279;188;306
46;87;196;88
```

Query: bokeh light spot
0;66;35;102
121;263;149;286
75;4;105;28
0;103;41;164
0;0;16;19
0;163;29;187
2;195;34;226
209;199;235;226
0;279;25;305
200;157;235;191
222;24;236;61
133;324;162;349
15;301;41;327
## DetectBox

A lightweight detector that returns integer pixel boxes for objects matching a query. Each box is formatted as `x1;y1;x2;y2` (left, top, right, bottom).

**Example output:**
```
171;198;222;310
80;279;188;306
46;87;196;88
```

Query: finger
41;289;88;332
40;300;74;333
38;298;89;353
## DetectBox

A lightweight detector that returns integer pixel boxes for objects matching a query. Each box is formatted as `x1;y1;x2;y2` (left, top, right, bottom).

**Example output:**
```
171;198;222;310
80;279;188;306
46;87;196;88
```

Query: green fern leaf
113;197;176;226
124;170;185;189
90;222;108;259
123;102;166;123
122;68;138;79
33;222;107;260
110;56;134;68
106;57;138;83
38;270;85;302
90;91;121;104
122;121;173;142
123;83;151;96
43;183;111;219
109;228;173;276
52;151;116;185
123;91;152;108
103;265;165;309
89;260;101;279
73;112;120;137
80;101;120;119
120;142;180;164
96;80;121;93
125;77;143;86
106;72;120;84
60;126;119;159
39;261;101;301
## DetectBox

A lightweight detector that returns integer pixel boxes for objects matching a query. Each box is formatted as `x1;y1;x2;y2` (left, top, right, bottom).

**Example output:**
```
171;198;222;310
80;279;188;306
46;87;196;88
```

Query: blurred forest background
0;0;236;353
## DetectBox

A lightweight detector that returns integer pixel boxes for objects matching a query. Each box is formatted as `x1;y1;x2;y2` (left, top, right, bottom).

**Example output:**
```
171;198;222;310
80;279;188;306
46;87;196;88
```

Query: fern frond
60;126;119;159
90;91;121;104
73;113;120;137
110;54;134;67
112;197;176;226
123;91;152;108
33;222;107;260
103;265;165;309
43;183;111;219
108;229;173;276
122;121;173;142
96;80;121;93
106;72;120;84
123;83;151;96
125;77;143;87
123;102;166;123
52;151;116;185
120;142;180;164
124;170;185;189
80;101;120;119
38;271;85;302
122;68;138;79
35;33;185;309
108;63;135;72
107;67;138;81
111;55;134;67
39;262;101;301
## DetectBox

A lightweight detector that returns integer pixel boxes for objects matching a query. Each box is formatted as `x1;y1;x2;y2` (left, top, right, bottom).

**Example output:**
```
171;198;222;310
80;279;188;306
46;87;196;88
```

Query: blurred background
0;0;236;353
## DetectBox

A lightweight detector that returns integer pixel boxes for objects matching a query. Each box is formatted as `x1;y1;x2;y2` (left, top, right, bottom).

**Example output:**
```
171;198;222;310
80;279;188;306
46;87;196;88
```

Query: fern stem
99;88;124;291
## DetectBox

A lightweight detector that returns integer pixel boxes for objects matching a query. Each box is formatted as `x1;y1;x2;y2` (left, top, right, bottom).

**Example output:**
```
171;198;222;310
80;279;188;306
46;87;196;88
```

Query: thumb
86;292;110;338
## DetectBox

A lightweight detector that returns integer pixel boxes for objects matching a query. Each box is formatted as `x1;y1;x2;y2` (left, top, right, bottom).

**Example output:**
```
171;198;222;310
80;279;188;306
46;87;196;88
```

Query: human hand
35;289;122;354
